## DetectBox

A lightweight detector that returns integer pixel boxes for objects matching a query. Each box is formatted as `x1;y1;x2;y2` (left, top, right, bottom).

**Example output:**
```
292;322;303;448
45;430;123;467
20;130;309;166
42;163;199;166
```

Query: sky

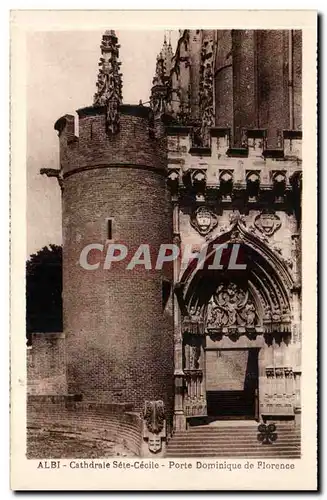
26;29;178;257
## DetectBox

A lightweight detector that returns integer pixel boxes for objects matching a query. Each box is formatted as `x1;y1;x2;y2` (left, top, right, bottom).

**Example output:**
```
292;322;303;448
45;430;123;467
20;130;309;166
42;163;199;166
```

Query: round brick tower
54;31;174;418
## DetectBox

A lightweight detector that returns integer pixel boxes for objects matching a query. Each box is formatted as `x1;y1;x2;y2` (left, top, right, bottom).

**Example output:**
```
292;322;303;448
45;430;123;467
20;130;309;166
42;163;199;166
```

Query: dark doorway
206;348;259;419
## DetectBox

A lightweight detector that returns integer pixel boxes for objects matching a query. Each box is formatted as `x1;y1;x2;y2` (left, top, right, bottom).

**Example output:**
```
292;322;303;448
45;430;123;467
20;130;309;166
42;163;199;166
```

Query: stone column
172;204;186;431
291;232;301;421
232;30;257;147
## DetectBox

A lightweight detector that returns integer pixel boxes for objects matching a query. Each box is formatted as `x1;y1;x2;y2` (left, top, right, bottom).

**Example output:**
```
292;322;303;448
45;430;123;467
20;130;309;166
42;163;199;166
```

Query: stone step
169;439;301;446
170;431;300;437
185;425;299;431
172;431;300;437
182;429;301;439
181;431;300;438
165;425;300;459
167;443;300;450
166;452;301;458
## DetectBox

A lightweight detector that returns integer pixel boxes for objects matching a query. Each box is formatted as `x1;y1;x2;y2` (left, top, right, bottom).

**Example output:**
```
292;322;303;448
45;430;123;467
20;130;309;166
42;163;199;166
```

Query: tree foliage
26;244;63;334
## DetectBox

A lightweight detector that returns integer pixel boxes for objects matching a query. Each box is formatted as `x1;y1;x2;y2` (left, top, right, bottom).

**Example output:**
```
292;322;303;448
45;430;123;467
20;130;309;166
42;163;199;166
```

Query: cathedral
34;29;302;458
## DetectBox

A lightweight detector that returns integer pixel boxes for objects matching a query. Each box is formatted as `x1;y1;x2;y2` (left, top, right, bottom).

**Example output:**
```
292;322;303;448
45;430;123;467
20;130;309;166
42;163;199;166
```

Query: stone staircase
165;423;301;458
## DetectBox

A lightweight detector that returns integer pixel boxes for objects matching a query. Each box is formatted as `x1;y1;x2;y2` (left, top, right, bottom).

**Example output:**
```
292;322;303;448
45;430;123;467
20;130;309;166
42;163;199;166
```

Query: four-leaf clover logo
257;423;278;444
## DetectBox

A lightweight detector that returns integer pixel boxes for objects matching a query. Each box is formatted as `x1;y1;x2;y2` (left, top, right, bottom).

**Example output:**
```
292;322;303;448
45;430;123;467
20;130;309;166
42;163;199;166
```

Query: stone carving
143;400;165;434
206;283;258;329
143;400;166;454
254;211;281;236
147;435;162;453
151;37;173;116
167;169;180;196
190;206;218;236
272;244;283;256
189;305;202;322
94;30;123;135
240;303;256;326
229;228;244;244
189;345;201;370
183;312;204;336
248;225;269;243
282;256;294;270
219;225;229;234
229;211;246;227
199;36;215;147
40;167;64;191
151;53;168;115
153;52;166;87
184;394;207;417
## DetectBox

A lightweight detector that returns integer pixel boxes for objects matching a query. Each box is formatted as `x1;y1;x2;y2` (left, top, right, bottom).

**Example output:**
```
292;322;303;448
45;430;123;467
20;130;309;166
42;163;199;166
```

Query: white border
8;8;318;493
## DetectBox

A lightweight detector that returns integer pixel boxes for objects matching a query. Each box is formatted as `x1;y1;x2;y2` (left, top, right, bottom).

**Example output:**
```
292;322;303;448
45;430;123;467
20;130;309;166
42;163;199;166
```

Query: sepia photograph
26;26;303;459
10;10;317;490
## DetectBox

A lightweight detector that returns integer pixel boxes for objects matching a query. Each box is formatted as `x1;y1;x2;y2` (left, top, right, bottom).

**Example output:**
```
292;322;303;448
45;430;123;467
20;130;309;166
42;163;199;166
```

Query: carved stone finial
93;30;123;135
150;34;173;116
161;36;173;76
199;33;215;147
229;210;246;227
153;51;165;86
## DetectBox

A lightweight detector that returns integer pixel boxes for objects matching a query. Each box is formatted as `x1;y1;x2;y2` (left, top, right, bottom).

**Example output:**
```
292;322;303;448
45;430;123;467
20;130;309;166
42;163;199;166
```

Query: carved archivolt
179;218;294;336
206;282;258;330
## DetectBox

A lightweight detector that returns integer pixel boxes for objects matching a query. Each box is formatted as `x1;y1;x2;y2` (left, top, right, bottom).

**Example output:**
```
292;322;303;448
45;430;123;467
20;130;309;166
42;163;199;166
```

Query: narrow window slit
107;219;113;240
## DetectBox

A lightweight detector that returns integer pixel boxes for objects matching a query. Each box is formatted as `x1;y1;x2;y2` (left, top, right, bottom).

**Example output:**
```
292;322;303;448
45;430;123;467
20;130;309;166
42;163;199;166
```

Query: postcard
10;9;317;490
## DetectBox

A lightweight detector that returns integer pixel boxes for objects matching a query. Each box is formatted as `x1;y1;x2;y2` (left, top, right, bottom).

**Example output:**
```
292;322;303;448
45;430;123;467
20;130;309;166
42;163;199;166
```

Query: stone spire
152;33;173;87
152;50;166;87
161;33;174;77
150;33;173;116
93;30;123;134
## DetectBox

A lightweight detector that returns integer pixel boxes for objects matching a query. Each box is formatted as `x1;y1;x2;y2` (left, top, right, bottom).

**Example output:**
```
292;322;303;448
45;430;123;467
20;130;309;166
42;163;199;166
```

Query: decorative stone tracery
199;34;215;147
206;283;258;330
94;30;123;135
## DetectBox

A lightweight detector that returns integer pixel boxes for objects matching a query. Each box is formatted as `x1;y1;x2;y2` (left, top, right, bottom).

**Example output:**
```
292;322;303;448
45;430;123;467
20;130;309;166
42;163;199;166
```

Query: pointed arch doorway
176;221;295;427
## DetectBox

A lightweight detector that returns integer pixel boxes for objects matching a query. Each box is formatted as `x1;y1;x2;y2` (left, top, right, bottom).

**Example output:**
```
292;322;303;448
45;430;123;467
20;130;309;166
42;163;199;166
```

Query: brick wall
56;105;167;177
257;30;290;148
56;106;174;419
292;30;302;131
27;396;142;457
27;333;67;395
213;30;302;147
232;30;258;146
